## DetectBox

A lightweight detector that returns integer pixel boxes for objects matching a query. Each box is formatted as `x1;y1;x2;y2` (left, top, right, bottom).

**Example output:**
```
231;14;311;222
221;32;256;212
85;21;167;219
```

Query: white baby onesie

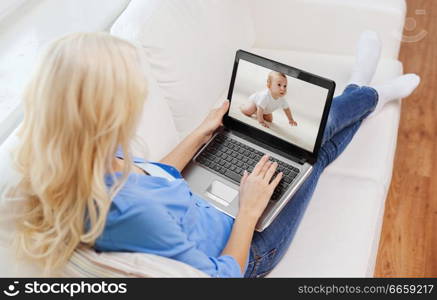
249;89;289;114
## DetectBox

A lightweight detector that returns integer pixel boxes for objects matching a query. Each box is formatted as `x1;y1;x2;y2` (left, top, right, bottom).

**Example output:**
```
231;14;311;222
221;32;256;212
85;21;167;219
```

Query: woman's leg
244;80;420;277
319;30;380;144
322;84;378;144
323;73;420;144
245;120;363;278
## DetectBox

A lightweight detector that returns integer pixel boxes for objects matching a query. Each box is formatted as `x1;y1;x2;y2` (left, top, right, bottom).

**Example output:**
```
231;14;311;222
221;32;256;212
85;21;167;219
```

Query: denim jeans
244;84;379;278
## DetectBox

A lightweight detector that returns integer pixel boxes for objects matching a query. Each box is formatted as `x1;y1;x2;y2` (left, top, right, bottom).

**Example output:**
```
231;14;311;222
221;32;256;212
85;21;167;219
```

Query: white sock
349;31;382;86
372;74;421;114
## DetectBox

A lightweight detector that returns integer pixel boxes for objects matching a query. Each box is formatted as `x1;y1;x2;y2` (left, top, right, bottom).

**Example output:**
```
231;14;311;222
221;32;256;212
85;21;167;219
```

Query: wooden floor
374;0;437;277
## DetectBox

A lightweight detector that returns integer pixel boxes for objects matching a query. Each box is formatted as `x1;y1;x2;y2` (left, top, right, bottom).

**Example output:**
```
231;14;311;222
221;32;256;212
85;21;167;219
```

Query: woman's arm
159;100;229;172
221;212;257;271
159;130;206;172
221;155;283;272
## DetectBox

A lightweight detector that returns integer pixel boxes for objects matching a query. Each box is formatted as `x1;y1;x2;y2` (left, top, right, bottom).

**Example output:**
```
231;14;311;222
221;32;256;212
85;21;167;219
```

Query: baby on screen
240;71;298;128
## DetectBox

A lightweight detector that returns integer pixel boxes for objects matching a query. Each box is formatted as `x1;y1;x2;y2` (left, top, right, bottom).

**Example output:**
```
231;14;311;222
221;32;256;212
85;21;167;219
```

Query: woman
9;32;419;277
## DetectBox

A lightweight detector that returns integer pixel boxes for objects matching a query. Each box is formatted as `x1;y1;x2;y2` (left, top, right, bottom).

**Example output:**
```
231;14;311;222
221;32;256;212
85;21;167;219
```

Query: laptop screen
227;56;330;154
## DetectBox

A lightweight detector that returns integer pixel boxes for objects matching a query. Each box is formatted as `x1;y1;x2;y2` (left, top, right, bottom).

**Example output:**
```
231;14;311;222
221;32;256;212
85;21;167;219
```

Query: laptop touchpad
205;180;239;207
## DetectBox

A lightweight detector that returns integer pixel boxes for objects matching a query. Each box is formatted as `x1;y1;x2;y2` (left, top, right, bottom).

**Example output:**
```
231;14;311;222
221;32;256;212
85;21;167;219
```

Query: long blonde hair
9;32;148;274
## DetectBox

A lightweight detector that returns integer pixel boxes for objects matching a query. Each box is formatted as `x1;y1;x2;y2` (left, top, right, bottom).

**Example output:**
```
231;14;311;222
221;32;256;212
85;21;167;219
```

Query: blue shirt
94;153;243;277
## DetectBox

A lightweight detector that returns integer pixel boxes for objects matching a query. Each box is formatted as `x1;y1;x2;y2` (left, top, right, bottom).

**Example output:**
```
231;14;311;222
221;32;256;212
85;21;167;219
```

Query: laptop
182;50;335;231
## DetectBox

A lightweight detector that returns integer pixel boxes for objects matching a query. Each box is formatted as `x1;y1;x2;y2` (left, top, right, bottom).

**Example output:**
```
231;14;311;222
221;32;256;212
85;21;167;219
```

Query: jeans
244;84;379;278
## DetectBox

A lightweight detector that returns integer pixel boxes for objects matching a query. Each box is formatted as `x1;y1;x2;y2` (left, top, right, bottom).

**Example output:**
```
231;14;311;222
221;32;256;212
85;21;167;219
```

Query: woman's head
24;32;148;157
11;32;148;274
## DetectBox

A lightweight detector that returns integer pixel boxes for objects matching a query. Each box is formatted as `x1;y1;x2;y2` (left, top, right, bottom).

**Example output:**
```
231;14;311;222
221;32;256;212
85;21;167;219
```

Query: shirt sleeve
95;202;243;278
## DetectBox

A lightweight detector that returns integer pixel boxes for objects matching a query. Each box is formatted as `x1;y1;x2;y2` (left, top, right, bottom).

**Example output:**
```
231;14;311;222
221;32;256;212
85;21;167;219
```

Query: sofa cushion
111;0;256;138
62;246;208;278
268;175;386;277
130;58;180;161
250;0;406;59
0;130;41;277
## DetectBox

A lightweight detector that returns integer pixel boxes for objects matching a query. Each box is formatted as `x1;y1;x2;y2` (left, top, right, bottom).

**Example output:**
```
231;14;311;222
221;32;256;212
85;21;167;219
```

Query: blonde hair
9;32;148;275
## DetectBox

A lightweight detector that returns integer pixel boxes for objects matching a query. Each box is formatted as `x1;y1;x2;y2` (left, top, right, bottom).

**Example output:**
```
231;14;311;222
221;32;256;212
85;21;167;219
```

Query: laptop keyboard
195;133;300;201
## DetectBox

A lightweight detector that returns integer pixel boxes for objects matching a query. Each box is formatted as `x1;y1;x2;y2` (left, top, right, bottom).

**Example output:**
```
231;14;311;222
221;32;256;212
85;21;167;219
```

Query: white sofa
0;0;406;277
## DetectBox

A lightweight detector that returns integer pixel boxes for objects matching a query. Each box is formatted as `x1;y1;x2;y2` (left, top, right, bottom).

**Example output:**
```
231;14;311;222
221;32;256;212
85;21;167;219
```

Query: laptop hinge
225;128;307;165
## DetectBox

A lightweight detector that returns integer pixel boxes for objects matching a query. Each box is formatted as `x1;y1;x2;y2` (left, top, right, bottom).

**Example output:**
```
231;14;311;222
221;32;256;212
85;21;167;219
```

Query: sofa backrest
0;0;133;145
0;128;43;277
111;0;256;138
62;246;208;278
249;0;406;59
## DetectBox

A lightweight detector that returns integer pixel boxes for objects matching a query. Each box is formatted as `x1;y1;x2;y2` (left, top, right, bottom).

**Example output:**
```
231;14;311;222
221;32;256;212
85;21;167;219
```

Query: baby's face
269;75;287;99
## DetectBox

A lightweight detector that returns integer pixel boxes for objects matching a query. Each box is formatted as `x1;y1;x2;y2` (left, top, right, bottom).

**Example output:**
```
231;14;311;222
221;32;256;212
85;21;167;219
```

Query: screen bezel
223;50;335;164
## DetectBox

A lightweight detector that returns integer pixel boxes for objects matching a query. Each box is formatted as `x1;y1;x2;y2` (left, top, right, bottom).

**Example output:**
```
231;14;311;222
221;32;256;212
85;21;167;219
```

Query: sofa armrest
61;246;209;278
249;0;406;59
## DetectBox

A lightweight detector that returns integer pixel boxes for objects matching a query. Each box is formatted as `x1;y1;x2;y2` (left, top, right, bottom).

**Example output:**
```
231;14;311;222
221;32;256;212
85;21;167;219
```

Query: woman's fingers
222;99;230;111
252;154;269;176
259;161;272;177
263;161;278;181
212;101;229;126
269;172;283;189
218;100;229;117
241;170;248;185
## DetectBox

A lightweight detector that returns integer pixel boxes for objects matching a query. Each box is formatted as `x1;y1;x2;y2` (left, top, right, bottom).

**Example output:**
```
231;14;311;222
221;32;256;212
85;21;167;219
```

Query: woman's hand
238;154;283;220
194;100;230;144
160;100;229;171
